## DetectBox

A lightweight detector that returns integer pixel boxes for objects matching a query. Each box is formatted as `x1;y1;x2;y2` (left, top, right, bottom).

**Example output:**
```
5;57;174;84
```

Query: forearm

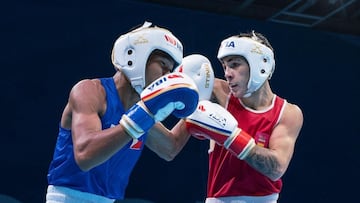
244;146;284;181
74;125;132;171
171;119;192;153
147;120;191;161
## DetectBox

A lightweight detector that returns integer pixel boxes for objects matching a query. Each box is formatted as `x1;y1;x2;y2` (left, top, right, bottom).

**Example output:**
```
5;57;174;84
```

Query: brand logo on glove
198;104;226;127
146;73;184;92
204;64;211;88
209;113;227;127
198;104;206;112
196;104;227;128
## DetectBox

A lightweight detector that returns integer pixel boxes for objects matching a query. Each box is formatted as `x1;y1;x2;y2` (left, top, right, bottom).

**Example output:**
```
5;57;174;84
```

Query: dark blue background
3;1;360;202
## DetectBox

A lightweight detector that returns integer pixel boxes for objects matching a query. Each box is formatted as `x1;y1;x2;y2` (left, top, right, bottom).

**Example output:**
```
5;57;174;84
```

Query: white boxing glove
174;54;214;101
185;100;256;160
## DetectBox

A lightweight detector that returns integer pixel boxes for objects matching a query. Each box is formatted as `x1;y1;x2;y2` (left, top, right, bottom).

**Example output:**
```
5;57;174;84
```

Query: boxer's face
221;55;250;98
145;50;175;87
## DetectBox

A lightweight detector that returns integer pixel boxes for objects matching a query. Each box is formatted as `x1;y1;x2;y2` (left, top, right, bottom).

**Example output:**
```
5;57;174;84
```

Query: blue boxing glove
120;72;199;139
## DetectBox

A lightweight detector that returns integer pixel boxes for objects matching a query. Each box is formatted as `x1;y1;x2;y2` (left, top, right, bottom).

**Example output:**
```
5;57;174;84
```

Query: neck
240;82;274;110
113;71;140;110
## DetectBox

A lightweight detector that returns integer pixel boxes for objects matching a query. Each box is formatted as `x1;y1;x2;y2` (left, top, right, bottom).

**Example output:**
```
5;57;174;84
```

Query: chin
231;90;245;98
231;90;240;98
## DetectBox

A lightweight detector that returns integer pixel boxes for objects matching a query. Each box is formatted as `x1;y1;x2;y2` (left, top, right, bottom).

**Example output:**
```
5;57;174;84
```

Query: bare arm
244;103;303;181
68;79;132;171
211;78;230;106
145;119;191;161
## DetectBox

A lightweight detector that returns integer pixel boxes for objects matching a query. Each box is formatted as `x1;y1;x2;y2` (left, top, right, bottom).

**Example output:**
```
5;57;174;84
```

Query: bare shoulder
211;78;230;106
269;100;303;153
69;79;106;113
281;101;304;136
71;79;103;95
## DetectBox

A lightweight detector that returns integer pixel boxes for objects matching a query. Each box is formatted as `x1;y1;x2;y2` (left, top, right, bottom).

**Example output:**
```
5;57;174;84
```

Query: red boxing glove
185;100;256;159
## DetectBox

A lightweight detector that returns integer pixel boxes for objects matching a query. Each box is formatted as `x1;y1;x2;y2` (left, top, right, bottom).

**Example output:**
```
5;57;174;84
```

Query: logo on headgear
251;44;263;55
134;35;149;45
225;41;235;48
164;34;183;51
165;34;177;45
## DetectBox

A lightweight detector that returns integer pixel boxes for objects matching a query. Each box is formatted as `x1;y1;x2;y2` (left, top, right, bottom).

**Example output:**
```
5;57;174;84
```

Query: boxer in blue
46;21;200;203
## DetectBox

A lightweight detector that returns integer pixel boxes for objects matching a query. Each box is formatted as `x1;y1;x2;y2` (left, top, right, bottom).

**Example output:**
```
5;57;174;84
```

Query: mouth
229;83;238;89
228;85;237;93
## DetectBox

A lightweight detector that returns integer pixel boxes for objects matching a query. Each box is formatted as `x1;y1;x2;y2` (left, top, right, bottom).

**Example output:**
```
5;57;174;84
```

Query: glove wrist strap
224;128;256;160
119;102;155;139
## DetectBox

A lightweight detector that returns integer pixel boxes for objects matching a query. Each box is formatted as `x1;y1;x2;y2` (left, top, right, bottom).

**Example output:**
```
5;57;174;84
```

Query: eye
225;61;239;69
159;60;172;73
159;61;166;67
228;63;237;69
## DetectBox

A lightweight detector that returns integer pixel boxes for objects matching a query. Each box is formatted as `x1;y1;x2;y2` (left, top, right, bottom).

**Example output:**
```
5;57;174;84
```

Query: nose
162;65;172;75
162;69;170;75
224;66;232;80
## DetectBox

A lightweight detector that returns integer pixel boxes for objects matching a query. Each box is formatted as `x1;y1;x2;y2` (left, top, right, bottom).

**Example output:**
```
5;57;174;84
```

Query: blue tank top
47;77;147;199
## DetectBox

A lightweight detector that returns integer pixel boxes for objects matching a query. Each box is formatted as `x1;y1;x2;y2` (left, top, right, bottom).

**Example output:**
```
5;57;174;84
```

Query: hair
237;30;274;52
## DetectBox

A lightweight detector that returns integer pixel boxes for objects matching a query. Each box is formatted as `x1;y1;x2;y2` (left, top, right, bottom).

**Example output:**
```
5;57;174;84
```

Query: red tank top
207;94;286;197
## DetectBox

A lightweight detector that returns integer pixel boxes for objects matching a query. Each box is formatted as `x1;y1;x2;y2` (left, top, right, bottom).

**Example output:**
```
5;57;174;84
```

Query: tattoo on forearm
246;149;280;179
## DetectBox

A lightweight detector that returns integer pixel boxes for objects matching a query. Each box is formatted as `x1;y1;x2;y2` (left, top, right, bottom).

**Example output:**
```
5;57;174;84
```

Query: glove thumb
154;101;185;122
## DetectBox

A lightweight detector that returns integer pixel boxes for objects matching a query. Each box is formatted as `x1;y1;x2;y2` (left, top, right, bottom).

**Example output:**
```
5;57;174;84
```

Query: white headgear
111;21;183;94
217;36;275;97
